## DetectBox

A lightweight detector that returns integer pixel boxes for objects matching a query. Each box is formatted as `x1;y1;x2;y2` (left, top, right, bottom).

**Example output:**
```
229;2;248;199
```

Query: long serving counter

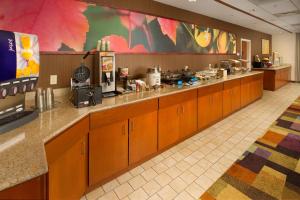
0;71;263;197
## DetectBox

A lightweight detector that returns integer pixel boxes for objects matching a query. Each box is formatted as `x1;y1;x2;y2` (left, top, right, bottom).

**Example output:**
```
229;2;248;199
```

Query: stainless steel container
46;87;54;110
35;88;46;112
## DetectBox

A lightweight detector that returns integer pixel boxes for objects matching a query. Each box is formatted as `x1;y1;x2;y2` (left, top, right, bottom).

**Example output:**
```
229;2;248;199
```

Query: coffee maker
95;51;117;97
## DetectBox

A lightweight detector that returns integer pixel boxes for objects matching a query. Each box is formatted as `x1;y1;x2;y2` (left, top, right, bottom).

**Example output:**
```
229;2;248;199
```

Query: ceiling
154;0;300;34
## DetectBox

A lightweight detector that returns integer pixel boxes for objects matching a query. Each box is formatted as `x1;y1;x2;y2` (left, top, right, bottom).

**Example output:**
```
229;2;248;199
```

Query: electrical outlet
50;75;57;85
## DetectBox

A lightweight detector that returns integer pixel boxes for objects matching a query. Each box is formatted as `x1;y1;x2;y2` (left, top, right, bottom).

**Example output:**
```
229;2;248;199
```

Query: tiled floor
82;83;300;200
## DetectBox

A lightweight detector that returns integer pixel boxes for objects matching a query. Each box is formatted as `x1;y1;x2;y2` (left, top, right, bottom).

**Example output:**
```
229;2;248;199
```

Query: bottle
96;40;101;51
101;40;106;51
106;41;111;51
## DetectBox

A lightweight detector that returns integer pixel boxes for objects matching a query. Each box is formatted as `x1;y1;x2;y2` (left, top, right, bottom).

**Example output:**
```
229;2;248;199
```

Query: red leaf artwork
103;35;148;53
157;18;178;44
119;10;146;31
0;0;89;51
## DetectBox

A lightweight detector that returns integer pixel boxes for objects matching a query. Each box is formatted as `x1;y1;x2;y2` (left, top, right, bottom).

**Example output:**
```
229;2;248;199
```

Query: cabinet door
48;135;87;200
254;76;260;100
211;89;223;123
232;81;241;112
198;93;211;130
0;175;46;200
46;117;89;200
252;75;263;101
89;120;128;186
241;77;251;107
158;104;180;150
180;98;198;138
223;79;241;116
222;87;232;117
129;111;158;165
259;75;263;97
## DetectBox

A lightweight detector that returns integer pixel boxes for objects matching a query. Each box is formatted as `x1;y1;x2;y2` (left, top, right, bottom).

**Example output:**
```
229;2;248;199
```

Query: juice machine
95;51;117;97
0;30;39;133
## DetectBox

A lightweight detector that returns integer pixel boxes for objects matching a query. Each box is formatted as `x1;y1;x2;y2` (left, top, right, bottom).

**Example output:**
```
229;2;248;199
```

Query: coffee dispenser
95;51;117;97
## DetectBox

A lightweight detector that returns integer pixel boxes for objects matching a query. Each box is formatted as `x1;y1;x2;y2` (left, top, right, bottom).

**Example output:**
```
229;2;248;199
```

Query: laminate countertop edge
0;71;263;192
252;64;291;71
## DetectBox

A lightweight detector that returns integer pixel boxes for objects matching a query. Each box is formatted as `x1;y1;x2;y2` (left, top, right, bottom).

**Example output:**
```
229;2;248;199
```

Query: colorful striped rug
200;97;300;200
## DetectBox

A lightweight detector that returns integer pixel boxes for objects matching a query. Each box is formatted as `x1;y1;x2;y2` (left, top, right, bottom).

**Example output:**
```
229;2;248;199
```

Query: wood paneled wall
38;0;272;88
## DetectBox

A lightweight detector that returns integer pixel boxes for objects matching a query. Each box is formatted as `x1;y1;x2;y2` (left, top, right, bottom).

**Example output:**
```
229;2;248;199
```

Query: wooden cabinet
223;79;241;117
158;90;197;150
198;83;223;130
253;66;290;91
45;117;89;200
158;103;180;150
89;120;128;186
89;99;158;186
241;76;252;107
180;98;198;138
275;67;290;90
241;74;263;107
0;175;46;200
129;111;158;165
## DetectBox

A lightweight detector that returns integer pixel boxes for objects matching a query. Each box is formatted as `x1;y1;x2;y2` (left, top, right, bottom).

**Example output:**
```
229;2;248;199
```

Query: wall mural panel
0;0;236;54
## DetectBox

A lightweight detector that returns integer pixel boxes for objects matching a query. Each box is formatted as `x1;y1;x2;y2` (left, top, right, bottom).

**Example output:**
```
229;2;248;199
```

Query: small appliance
71;51;102;108
252;55;263;68
95;51;117;97
72;86;102;108
0;30;39;133
146;67;161;88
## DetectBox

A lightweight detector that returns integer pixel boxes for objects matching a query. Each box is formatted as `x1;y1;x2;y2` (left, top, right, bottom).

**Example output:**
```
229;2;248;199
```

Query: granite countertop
253;64;291;71
0;71;263;191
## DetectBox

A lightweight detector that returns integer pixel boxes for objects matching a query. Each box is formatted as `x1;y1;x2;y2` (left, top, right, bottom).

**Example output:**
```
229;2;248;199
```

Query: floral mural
0;0;236;54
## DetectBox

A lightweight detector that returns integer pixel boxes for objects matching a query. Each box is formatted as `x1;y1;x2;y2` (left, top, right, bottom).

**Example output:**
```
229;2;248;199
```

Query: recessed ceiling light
189;0;197;2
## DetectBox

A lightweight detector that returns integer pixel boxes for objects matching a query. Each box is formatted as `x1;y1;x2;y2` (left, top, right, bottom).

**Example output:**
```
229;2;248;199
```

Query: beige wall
272;33;296;81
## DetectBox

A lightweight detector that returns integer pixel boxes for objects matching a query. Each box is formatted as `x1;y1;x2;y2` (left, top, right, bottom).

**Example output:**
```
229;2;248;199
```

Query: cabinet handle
177;106;180;116
181;105;184;114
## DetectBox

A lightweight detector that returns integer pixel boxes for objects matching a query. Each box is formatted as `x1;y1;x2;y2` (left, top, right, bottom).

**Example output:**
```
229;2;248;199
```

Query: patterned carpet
200;97;300;200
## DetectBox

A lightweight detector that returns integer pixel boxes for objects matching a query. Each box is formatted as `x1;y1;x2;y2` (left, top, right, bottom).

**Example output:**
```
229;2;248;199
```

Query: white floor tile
169;177;188;193
142;180;162;196
128;175;146;190
141;168;158;181
102;180;120;193
128;188;148;200
97;191;119;200
185;182;205;199
157;185;177;200
114;183;134;199
155;173;172;187
85;187;104;200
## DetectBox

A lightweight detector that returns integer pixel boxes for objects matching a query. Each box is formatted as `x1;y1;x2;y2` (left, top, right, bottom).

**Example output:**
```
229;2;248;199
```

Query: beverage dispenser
95;51;117;97
0;30;39;133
